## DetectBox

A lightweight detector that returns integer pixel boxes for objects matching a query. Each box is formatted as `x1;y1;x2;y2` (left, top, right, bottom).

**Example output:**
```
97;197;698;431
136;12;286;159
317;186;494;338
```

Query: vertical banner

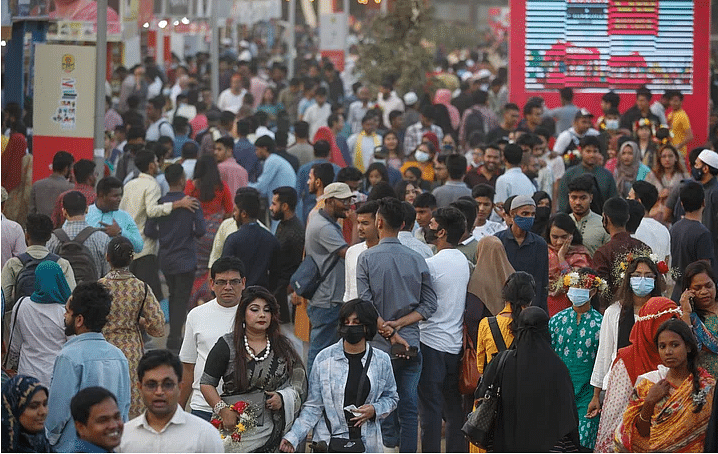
32;44;96;182
319;13;346;71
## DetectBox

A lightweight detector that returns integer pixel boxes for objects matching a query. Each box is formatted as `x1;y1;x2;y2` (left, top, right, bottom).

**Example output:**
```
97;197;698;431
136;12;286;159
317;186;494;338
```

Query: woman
615;319;715;452
433;89;460;135
99;236;165;419
645;144;687;223
401;142;436;183
531;191;552;236
401;166;431;192
549;268;604;449
313;127;347;168
614;141;651;198
593;297;682;452
635;119;658;168
1;120;32;225
7;261;70;386
1;375;49;453
185;155;233;306
364;162;390;195
201;286;307;452
545;213;593;316
494;307;581;452
382;130;403;170
278;299;398;453
678;260;718;378
256;87;283;128
394;180;420;205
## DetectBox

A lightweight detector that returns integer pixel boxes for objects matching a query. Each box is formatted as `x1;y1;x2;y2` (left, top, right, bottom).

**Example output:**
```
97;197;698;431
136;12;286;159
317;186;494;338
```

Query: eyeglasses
214;279;243;287
142;380;177;392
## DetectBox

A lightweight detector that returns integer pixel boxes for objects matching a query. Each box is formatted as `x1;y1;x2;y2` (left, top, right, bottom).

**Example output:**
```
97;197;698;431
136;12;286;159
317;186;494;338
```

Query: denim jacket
283;341;398;452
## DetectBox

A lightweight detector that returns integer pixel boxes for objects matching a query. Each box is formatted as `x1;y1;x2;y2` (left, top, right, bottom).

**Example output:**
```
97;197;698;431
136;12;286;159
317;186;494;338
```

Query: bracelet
383;328;397;339
213;401;229;414
638;412;651;423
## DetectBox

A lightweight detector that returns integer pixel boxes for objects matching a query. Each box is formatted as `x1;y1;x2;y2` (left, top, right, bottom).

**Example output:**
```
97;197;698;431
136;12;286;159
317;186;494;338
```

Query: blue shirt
86;204;144;253
144;191;206;275
74;439;110;452
249;153;297;202
222;222;280;288
173;135;198;159
296;159;341;225
233;138;260;182
45;332;131;453
494;228;549;313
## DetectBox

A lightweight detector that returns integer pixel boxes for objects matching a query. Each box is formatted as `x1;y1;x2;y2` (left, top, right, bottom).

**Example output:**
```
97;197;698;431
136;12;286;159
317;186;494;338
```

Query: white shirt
217;88;246;114
633;217;671;264
420;249;470;354
303;102;332;139
590;302;638;389
472;220;505;241
145;118;175;142
397;231;434;259
343;241;368;302
493;167;536;205
542;151;566;181
179;298;237;413
119;173;174;259
553;127;600;155
118;405;223;453
347;132;382;171
376;91;405;128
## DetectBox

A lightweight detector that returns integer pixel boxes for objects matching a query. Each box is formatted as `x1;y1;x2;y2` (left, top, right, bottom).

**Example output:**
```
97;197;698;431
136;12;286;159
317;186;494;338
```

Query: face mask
424;228;439;244
692;166;705;181
605;119;619;130
339;325;366;345
513;215;534;231
415;150;430;162
567;287;591;306
535;206;550;222
630;277;655;297
373;158;387;165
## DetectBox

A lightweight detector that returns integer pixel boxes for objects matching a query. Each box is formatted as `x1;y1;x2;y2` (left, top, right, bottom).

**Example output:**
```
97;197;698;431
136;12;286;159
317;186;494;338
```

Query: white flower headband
635;307;682;323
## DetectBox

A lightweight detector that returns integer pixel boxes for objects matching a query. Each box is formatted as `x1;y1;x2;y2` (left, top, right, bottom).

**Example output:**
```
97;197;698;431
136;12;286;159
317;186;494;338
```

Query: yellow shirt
476;303;515;374
668;108;691;155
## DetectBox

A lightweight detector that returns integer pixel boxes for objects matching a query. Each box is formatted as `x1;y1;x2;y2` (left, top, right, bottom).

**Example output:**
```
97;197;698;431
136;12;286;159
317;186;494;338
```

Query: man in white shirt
145;95;174;142
376;81;404;129
344;201;379;302
347;86;371;134
629;181;671;264
119;349;223;453
303;86;332;139
178;257;246;421
347;113;382;173
419;207;470;453
471;184;505;240
399;202;435;258
493;144;536;220
217;73;246;114
553;109;600;156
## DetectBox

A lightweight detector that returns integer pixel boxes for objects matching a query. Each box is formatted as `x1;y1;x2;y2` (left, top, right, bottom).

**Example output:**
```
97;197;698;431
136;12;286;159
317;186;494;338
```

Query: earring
242;321;246;329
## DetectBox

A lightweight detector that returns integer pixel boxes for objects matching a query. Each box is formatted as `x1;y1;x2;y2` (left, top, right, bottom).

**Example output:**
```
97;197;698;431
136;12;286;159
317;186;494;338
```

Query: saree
614;366;715;452
189;212;224;307
690;313;718;378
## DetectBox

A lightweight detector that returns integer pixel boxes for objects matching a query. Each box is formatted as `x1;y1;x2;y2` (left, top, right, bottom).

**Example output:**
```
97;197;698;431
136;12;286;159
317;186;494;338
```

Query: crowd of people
2;45;718;453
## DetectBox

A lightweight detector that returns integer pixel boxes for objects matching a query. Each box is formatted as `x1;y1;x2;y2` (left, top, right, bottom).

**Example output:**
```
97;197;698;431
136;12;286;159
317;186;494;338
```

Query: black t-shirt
486;126;511;145
343;350;370;439
670;218;716;301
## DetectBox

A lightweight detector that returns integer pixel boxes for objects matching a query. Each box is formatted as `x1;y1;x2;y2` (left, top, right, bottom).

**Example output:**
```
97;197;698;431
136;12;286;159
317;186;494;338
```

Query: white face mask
415;150;430;163
605;119;619;130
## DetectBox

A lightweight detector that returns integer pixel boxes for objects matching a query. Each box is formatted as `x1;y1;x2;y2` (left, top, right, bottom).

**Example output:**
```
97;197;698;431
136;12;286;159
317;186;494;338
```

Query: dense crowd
2;46;718;453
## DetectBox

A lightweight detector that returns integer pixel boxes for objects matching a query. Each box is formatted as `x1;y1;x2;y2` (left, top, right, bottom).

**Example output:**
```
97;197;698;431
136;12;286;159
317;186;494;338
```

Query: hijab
614;140;641;198
314;126;347;168
613;296;681;385
531;191;551;236
495;307;579;452
1;375;50;453
468;236;515;315
433;89;460;131
30;261;71;305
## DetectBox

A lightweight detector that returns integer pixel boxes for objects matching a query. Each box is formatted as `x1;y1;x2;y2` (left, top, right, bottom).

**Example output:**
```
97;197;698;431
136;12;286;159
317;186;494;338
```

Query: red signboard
321;50;345;72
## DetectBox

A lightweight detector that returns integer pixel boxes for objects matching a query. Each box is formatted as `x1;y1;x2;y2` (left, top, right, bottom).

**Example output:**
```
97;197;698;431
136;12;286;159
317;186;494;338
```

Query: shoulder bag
290;253;340;300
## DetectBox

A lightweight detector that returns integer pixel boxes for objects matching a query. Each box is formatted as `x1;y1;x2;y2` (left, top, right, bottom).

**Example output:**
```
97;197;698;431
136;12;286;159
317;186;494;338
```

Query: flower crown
634;118;656;136
612;247;672;283
634;307;682;322
553;271;608;294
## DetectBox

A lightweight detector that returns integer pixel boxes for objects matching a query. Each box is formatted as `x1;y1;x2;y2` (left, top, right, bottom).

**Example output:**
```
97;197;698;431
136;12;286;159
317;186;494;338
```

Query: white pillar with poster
319;12;347;72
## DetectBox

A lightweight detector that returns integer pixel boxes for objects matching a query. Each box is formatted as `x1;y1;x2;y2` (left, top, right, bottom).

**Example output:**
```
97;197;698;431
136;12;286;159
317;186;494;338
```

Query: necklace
244;335;271;361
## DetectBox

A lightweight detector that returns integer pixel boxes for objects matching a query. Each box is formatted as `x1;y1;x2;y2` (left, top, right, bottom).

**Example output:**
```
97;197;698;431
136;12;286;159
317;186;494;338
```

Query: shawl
614;141;641;198
313;127;346;168
433;89;460;131
690;312;718;354
1;132;27;192
30;261;71;305
421;132;440;152
468;236;515;316
1;375;50;453
349;130;380;173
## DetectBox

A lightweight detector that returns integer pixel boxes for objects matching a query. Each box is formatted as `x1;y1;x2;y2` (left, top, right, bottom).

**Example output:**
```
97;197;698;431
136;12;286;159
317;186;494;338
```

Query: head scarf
468;236;515;315
614;296;681;385
614;140;641;198
421;132;440;153
433;89;460;131
1;375;50;453
531;191;551;236
494;307;579;452
313;126;347;168
31;260;71;305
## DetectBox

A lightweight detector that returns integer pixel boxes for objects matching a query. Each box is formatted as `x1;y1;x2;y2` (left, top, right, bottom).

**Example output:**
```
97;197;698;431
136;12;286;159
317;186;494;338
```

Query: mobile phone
391;344;418;357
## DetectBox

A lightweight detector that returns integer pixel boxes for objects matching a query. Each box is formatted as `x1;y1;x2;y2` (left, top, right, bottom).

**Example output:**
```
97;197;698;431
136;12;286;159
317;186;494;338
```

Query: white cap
403;92;418;106
698;149;718;169
476;69;492;80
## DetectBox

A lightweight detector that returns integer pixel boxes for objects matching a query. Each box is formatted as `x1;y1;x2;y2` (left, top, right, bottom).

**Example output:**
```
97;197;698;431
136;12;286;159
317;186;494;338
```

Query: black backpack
14;253;61;300
463;108;486;145
52;227;100;283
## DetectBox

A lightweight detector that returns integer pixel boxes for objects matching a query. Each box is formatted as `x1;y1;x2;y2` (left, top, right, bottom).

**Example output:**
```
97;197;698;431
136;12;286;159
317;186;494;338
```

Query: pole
93;0;108;185
210;0;219;101
288;0;296;78
343;0;349;56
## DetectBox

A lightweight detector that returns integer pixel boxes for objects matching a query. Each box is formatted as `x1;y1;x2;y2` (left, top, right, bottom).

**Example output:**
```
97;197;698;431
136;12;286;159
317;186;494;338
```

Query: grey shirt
432;181;471;208
570;211;610;256
29;174;73;217
357;237;437;358
305;209;347;308
287;142;316;168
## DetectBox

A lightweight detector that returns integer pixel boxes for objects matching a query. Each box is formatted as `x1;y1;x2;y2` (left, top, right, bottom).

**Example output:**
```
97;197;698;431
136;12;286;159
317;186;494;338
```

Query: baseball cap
575;108;594;120
320;182;354;201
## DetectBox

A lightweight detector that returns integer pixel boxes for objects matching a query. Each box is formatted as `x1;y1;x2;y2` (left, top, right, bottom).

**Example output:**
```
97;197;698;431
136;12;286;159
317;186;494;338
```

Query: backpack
52;227;100;283
463;108;486;145
14;253;61;300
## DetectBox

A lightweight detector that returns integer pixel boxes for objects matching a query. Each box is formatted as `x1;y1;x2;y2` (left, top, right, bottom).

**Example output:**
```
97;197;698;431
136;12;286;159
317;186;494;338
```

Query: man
119;350;223;452
432;156;448;189
669;181;715;301
253;111;275;140
179;257;246;420
234;118;260;182
297;79;316;121
1;214;76;306
214;136;248;196
222;188;280;288
557;136;618;213
344;200;380;302
488;77;509;118
322;62;345;107
486;103;520;145
629;181;670;264
249;135;297;204
347;85;372;134
404;105;444;157
278;77;302;124
297;154;338;224
667;89;693;156
200;110;234;156
287;121;314;167
118;65;148;115
450;199;479;265
51;159;97;228
145;95;174;142
688;148;718;257
216;73;246;114
47;191;111;281
270;186;305;323
71;387;124;453
471;184;504;240
377;80;404;129
356;197;437;452
554;108;601;157
567;175;610;255
650;90;670;126
1;187;25;268
303;86;332;139
432;154;471;207
464;142;502;189
304;182;351;373
412;192;437;248
275;131;300;172
119;150;198;302
329;113;352;167
517;99;544;134
458;90;499;151
493;144;536;213
545;87;580;136
86;177;143;254
144;164;206;352
593;197;649;298
398;202;434;259
46;283;131;453
419;207;470;453
348;113;382;172
495;195;549;312
29;150;74;217
402;92;420;130
620;86;661;132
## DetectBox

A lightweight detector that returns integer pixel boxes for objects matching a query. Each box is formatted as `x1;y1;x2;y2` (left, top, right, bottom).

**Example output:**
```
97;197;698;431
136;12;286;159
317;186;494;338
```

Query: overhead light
0;41;6;47
158;20;168;29
143;22;150;28
181;17;190;25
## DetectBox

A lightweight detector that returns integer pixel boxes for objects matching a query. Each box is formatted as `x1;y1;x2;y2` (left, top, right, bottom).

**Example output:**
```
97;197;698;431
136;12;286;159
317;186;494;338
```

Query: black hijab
531;191;551;236
1;375;50;453
493;307;579;452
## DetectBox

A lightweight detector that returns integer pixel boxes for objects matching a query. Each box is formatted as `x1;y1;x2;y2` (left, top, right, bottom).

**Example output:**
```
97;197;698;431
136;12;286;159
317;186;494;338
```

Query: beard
64;317;76;336
271;210;284;221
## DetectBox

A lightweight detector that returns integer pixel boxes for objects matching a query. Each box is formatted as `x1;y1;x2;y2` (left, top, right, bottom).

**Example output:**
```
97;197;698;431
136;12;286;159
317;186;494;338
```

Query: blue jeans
380;351;422;452
191;409;212;421
306;303;341;375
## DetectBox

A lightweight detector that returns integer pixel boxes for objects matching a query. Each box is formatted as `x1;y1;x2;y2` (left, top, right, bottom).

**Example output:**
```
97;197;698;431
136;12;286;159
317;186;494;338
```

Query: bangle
638;412;651;423
213;401;228;414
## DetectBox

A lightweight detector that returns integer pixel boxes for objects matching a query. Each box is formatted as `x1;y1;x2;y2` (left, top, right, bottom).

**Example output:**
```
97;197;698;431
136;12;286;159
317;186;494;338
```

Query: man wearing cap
403;92;420;130
553;108;601;157
377;80;404;129
304;182;351;374
494;195;549;312
689;149;718;257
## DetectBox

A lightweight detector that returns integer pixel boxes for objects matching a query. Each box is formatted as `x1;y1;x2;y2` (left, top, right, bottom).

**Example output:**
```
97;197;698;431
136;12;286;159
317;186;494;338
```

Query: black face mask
423;228;439;244
535;206;550;221
692;166;705;181
339;325;366;345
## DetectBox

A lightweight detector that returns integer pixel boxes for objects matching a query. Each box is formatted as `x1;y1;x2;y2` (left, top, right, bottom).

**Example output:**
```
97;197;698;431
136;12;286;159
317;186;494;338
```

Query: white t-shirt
179;299;237;413
343;241;368;302
542;152;566;181
303;102;332;139
217;88;246;114
633;217;671;264
590;302;638;390
420;249;470;354
472;220;505;241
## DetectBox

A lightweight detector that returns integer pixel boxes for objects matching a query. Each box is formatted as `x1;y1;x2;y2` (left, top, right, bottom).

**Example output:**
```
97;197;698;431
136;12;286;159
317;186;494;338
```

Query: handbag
290;253;340;300
461;348;513;450
458;323;479;395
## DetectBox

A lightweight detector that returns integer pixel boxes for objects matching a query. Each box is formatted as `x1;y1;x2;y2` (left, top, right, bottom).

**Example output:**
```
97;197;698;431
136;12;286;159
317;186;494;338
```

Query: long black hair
654;319;704;412
192;154;223;202
502;271;536;335
682;260;717;322
616;257;665;349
